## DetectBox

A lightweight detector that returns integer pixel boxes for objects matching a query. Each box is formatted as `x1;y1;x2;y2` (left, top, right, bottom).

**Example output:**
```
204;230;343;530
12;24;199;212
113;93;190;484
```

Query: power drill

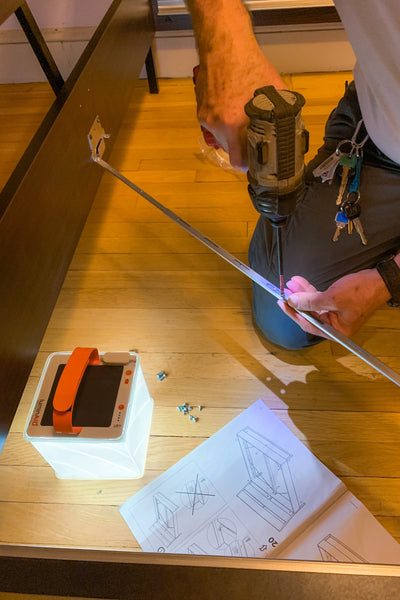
193;67;308;296
245;86;309;296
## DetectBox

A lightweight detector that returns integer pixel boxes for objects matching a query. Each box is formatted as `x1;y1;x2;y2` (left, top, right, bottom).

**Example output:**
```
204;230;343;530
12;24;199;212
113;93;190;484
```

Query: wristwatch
376;255;400;307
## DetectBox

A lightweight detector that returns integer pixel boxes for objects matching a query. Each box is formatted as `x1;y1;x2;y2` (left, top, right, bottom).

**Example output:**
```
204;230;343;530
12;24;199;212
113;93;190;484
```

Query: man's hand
277;270;391;339
194;53;285;171
187;0;285;170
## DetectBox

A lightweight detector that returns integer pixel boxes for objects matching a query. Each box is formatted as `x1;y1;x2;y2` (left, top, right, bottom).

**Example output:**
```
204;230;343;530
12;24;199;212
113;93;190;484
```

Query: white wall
0;1;355;84
0;0;112;83
154;24;355;77
0;0;112;29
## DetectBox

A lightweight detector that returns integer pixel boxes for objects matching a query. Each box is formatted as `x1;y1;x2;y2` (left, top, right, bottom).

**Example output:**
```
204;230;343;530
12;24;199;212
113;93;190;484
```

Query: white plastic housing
24;351;153;479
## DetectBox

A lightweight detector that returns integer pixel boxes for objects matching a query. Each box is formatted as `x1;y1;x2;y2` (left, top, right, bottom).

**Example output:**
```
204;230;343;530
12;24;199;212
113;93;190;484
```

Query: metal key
342;196;367;245
353;217;367;245
347;216;354;235
336;153;357;205
332;211;348;242
342;196;359;234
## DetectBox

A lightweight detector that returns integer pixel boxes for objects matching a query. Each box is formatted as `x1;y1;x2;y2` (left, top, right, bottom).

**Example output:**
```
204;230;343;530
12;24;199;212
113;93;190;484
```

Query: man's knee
252;288;322;350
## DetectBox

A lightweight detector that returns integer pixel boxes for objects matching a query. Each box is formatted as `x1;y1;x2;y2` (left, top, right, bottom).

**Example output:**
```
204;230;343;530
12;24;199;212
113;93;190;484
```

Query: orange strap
53;347;99;435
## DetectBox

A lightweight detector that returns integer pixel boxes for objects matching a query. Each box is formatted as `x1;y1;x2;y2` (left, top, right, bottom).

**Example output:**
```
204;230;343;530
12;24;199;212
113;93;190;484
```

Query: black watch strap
376;255;400;307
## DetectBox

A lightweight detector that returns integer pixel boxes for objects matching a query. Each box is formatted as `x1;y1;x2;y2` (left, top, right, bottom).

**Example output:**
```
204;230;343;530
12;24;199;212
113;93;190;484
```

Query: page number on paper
259;537;279;552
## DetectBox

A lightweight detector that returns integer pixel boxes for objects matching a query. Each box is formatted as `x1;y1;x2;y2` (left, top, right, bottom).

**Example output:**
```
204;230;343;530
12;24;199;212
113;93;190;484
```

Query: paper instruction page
279;490;400;564
120;400;345;558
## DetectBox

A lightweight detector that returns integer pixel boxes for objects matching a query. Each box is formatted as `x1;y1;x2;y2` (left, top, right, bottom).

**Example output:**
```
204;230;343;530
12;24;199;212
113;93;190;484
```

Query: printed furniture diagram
318;534;367;563
237;427;304;531
151;493;180;548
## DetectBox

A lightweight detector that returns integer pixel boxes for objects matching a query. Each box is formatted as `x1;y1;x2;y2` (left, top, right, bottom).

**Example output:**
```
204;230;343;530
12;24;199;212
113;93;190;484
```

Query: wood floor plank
0;502;139;549
74;235;251;254
0;82;54;190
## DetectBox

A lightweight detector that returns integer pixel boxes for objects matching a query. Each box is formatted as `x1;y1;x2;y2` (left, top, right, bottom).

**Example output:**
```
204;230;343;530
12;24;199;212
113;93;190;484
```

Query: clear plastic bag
197;134;236;172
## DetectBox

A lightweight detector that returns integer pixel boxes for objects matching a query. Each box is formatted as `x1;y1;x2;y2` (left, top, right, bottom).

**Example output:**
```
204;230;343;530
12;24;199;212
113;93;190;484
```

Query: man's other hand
277;271;391;338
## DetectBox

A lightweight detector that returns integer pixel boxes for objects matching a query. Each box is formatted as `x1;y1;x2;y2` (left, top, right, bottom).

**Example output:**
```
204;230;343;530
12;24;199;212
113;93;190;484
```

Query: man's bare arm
186;0;285;169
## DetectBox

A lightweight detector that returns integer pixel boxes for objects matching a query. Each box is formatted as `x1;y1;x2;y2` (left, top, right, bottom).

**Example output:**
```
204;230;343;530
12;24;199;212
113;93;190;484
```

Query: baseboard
153;24;355;78
0;22;355;84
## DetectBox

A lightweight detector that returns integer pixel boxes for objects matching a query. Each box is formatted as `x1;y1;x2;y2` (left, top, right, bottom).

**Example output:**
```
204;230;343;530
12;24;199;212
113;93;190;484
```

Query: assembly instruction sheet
120;399;400;563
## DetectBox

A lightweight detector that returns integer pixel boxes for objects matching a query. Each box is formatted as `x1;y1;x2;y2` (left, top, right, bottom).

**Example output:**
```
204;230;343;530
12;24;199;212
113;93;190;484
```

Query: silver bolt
156;371;166;381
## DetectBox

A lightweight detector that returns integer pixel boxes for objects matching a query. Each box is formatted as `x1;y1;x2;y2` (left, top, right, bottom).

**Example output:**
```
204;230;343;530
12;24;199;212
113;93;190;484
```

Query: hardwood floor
0;73;400;557
0;82;54;192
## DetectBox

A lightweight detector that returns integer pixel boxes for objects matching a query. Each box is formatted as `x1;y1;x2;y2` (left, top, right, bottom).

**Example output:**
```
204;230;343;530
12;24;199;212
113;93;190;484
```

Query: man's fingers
286;275;317;294
226;125;249;171
278;300;330;339
287;290;336;313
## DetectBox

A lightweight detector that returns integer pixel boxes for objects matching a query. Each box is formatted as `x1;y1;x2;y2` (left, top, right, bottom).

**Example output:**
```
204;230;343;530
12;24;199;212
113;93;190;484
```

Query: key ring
336;139;355;156
350;119;369;155
336;119;369;158
336;139;366;158
344;190;361;206
352;141;367;158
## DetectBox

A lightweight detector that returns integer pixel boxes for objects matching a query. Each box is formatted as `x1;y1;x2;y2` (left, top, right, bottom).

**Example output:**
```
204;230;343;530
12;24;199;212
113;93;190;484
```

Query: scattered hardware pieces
175;402;204;422
156;371;166;381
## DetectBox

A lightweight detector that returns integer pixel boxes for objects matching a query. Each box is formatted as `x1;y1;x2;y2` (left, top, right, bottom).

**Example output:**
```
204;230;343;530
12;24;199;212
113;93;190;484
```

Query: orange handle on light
53;347;99;435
